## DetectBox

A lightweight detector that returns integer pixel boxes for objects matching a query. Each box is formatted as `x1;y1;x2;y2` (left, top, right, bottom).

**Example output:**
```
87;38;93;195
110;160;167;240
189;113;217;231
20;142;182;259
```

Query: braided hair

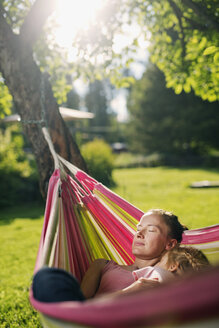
167;245;209;273
147;209;188;243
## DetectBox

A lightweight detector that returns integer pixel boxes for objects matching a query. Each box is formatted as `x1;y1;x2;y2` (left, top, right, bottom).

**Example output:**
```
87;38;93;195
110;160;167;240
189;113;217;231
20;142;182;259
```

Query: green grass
112;167;219;229
0;203;44;328
0;167;219;327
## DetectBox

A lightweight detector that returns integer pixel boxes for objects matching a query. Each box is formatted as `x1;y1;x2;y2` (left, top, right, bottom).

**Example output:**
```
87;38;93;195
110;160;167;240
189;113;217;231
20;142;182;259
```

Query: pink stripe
182;225;219;245
82;194;135;263
61;185;90;280
95;184;143;221
75;171;143;224
68;175;90;197
30;266;219;327
75;171;98;190
75;170;143;221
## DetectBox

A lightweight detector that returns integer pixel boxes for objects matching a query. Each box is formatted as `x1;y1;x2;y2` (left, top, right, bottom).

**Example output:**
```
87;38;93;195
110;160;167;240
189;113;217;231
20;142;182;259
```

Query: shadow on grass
0;201;45;226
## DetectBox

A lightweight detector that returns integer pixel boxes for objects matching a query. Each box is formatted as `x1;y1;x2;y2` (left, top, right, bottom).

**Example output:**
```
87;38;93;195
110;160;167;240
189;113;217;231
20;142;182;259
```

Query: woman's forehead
139;213;165;226
138;214;169;236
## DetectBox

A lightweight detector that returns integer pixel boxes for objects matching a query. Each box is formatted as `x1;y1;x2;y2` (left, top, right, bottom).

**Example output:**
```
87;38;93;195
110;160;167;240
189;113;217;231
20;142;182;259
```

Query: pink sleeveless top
95;260;134;296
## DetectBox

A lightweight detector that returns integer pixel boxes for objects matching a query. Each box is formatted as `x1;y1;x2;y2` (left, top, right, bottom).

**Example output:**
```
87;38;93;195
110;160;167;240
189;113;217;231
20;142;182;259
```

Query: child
132;246;209;283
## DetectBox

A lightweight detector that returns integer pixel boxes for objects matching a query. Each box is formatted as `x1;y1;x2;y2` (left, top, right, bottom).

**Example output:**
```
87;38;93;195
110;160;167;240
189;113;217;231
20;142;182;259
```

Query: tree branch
181;0;219;32
183;16;209;32
19;0;56;47
168;0;186;59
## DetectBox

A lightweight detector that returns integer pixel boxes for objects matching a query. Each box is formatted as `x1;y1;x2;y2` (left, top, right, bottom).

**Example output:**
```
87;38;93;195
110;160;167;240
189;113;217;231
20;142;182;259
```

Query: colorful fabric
30;156;219;328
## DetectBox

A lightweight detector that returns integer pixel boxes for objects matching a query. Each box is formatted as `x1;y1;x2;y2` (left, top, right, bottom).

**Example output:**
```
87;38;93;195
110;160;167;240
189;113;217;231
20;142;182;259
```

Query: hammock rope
30;128;219;328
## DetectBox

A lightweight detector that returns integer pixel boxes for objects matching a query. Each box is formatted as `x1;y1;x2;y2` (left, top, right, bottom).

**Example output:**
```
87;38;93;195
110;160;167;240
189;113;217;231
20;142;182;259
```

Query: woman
33;209;187;302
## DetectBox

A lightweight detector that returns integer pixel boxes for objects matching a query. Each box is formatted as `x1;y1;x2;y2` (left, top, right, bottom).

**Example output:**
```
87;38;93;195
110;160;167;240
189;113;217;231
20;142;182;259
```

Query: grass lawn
0;203;44;328
113;167;219;228
0;167;219;327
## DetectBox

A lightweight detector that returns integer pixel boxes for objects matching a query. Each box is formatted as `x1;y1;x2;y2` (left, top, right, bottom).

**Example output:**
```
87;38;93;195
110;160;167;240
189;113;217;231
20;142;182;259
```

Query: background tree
85;80;109;128
65;89;80;110
127;63;219;155
85;79;117;143
85;80;109;127
62;85;83;145
64;74;80;109
0;0;86;197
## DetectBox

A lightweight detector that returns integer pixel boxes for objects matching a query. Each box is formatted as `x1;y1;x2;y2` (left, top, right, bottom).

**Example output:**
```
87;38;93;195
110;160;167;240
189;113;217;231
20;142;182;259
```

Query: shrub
0;125;42;208
81;139;114;186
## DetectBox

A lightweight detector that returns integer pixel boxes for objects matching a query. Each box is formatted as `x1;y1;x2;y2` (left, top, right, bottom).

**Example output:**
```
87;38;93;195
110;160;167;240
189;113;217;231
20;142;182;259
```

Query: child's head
159;245;210;275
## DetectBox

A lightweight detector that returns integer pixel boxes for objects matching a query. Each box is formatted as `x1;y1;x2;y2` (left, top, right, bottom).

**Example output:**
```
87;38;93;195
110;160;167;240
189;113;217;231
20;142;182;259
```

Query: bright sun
54;0;104;47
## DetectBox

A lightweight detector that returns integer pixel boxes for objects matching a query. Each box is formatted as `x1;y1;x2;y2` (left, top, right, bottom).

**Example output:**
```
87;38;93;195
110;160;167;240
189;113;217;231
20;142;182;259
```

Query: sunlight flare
54;0;104;47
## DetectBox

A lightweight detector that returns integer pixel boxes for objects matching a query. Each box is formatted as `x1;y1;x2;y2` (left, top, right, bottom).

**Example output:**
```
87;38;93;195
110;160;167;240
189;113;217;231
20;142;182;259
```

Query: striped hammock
30;130;219;328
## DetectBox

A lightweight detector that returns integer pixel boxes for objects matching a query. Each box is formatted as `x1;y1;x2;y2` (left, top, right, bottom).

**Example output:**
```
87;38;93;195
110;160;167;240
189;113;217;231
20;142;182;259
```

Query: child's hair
147;209;188;243
167;245;210;273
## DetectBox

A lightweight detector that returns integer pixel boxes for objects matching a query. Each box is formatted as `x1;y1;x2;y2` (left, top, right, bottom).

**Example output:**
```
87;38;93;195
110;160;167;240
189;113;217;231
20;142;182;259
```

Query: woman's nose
137;230;144;238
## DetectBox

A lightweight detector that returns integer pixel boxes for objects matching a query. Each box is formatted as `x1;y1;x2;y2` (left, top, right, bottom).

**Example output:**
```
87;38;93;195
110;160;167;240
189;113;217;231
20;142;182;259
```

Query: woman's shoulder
91;258;109;270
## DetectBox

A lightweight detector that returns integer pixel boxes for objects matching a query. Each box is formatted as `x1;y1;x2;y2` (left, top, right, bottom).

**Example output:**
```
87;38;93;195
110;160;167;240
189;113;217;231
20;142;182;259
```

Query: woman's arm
80;258;108;299
96;278;160;301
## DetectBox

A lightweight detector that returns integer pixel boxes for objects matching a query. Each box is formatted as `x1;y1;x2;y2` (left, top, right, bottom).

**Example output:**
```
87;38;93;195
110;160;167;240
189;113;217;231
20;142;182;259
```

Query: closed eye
148;227;158;232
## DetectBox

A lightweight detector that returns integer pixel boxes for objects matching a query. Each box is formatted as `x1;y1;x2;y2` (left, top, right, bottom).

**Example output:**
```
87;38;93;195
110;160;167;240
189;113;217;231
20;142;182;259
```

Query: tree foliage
0;78;12;117
1;0;217;116
0;124;41;207
147;0;219;102
0;124;33;175
74;0;219;101
127;63;219;155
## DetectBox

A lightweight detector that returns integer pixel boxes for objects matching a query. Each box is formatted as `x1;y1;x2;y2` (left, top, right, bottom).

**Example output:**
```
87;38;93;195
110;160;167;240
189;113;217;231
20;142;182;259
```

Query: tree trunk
0;4;87;198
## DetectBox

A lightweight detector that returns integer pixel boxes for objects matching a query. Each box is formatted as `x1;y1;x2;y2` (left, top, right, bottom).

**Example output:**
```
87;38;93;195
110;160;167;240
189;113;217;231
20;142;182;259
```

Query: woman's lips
134;242;145;246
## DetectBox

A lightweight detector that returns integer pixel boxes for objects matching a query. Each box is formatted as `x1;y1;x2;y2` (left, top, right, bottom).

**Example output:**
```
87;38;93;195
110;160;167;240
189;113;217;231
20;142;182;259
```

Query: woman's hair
167;245;209;273
147;209;188;243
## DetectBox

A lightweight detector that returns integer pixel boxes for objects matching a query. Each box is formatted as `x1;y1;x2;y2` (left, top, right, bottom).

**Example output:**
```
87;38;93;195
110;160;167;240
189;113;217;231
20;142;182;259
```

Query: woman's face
132;212;175;260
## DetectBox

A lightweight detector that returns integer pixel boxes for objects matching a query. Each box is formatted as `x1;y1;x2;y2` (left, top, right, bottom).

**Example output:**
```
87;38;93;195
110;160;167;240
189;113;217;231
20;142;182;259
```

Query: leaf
198;37;207;50
166;79;175;88
208;94;217;102
175;84;182;94
183;83;191;93
203;46;218;56
213;52;219;64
